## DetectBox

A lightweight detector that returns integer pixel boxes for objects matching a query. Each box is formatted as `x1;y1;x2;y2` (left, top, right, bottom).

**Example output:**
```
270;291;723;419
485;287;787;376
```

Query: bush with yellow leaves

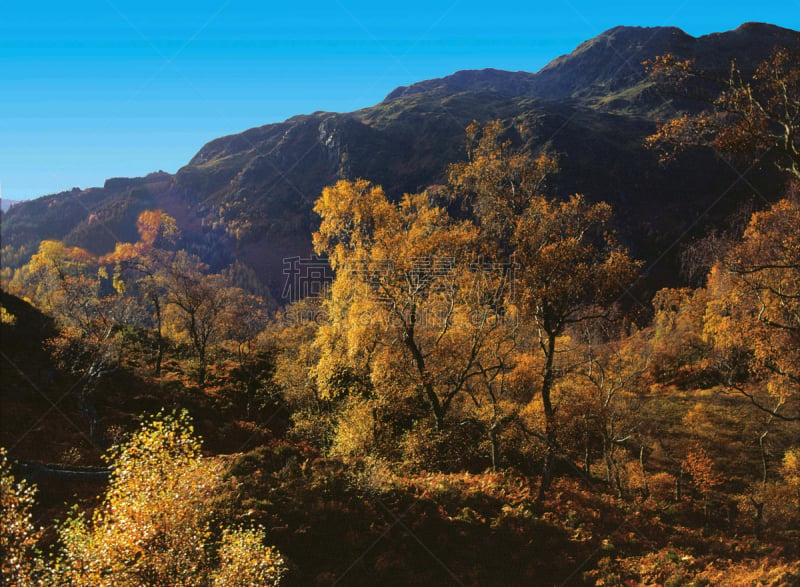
51;411;285;586
1;448;43;587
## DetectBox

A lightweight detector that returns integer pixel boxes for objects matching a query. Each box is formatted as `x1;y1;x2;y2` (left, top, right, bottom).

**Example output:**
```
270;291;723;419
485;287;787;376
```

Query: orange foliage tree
646;47;800;181
447;121;641;496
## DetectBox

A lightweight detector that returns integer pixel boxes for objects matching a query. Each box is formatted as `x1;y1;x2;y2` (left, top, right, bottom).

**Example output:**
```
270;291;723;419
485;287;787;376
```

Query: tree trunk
153;297;164;377
639;445;649;499
77;388;100;445
538;451;555;501
197;360;207;386
489;425;499;472
750;496;764;538
603;442;623;497
583;410;591;475
404;320;445;431
758;429;769;488
538;331;558;500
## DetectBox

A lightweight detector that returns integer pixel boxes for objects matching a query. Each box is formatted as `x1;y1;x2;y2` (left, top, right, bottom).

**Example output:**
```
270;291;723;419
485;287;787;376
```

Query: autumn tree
649;287;711;382
272;298;333;446
14;240;131;438
219;289;273;418
683;441;722;519
758;447;800;531
313;179;519;468
8;240;96;312
557;327;649;497
447;119;558;254
447;121;641;496
103;210;180;376
517;195;641;494
165;251;240;385
703;197;800;423
1;448;44;586
646;47;800;181
52;411;285;586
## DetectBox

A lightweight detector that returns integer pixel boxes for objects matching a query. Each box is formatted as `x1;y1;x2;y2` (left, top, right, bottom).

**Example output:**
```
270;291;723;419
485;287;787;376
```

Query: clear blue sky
2;0;798;200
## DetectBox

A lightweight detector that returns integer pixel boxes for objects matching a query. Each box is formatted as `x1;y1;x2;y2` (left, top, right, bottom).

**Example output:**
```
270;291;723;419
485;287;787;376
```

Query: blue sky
2;1;798;200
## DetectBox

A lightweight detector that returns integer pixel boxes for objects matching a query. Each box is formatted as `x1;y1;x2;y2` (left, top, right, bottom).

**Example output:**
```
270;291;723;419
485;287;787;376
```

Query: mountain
0;198;27;213
3;23;798;301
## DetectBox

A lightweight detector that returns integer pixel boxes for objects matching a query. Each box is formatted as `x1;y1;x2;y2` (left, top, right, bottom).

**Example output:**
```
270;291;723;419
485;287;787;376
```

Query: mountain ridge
382;22;798;114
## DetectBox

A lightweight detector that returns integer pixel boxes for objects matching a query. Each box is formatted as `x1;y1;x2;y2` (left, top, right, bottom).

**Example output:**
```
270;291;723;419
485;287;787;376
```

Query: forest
1;46;799;586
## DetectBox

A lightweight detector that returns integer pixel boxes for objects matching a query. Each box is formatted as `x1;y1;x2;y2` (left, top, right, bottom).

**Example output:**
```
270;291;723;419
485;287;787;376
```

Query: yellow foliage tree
272;298;333;446
13;239;131;438
1;448;43;587
313;178;527;471
650;287;711;381
447;119;558;254
53;411;284;586
314;180;512;437
102;210;180;375
703;198;800;422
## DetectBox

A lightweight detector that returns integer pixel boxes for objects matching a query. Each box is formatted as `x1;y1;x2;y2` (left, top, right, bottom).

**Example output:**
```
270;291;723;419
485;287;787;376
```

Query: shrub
1;448;43;586
52;411;285;586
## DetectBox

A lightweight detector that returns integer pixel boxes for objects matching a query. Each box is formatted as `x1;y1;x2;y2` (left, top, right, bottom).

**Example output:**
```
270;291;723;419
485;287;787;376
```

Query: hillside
2;23;798;300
